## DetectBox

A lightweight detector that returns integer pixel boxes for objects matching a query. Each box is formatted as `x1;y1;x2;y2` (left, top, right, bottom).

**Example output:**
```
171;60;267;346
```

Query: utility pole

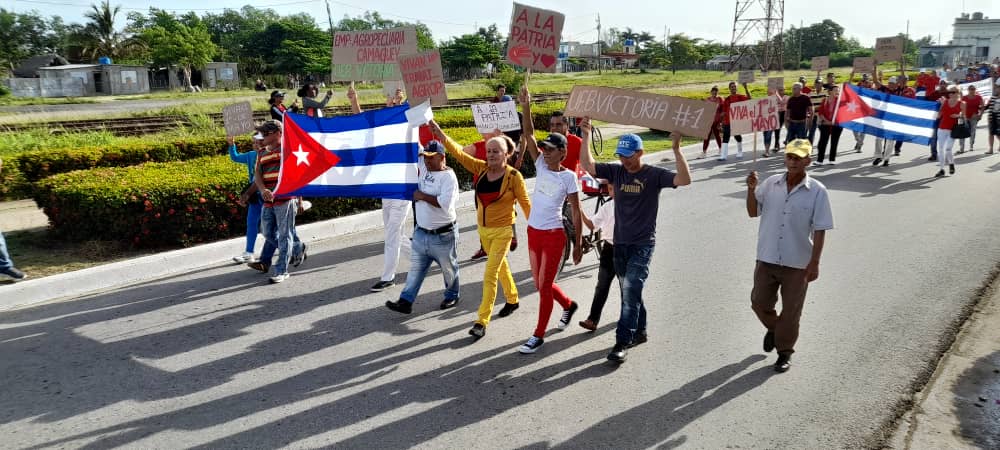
596;14;602;74
324;0;335;39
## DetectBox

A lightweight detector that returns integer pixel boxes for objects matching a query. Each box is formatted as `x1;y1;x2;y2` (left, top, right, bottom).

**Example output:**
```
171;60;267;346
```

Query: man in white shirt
745;139;834;373
385;141;461;313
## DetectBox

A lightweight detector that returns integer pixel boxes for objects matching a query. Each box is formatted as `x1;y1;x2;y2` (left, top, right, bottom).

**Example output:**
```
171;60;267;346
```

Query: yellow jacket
443;136;531;228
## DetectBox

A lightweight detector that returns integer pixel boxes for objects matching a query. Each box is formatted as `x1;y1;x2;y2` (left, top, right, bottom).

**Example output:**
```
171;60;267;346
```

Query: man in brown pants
745;139;834;372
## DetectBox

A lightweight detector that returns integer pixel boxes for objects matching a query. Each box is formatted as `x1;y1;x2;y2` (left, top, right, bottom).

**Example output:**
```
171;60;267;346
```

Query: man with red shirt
719;81;751;161
250;120;305;284
959;84;984;152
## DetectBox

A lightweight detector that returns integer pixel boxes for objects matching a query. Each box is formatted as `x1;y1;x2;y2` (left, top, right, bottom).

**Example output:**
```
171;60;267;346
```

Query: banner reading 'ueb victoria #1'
563;86;717;139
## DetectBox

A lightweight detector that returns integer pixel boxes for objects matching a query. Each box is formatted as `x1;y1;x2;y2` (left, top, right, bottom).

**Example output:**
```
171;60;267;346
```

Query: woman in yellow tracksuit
427;120;531;339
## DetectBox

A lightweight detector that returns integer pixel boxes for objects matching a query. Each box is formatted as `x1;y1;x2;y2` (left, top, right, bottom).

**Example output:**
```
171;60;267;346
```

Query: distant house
918;11;1000;67
705;55;757;71
5;63;150;98
12;54;70;78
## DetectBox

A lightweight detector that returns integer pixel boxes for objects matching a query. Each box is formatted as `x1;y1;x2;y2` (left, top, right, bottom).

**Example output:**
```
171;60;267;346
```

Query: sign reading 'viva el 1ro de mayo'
728;96;780;135
506;2;565;73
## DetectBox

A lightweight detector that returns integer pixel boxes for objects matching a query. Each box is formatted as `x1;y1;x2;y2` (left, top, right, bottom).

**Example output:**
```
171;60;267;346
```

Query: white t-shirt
589;199;615;244
415;158;459;229
528;156;578;230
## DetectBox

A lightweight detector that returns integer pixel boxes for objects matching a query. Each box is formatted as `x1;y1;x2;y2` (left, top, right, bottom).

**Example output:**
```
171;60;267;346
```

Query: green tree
439;33;497;79
141;12;216;89
78;1;143;62
245;19;330;75
335;11;434;51
667;33;704;72
638;41;669;68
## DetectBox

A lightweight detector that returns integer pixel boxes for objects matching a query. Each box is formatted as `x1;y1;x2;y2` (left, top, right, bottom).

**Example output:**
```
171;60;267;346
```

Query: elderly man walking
745;139;834;373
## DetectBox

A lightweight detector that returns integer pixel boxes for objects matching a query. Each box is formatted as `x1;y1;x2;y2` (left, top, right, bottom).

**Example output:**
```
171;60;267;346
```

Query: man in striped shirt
988;79;1000;154
251;120;305;284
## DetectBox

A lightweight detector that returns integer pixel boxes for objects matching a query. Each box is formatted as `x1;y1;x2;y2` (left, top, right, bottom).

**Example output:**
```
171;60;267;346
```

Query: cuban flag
275;101;433;199
836;83;941;146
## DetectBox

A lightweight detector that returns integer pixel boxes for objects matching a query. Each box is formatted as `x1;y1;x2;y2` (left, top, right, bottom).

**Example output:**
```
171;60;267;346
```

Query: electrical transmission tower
727;0;784;73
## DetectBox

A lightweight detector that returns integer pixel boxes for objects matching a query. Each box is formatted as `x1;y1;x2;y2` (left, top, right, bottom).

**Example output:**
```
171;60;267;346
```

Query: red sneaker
470;248;487;260
510;237;518;252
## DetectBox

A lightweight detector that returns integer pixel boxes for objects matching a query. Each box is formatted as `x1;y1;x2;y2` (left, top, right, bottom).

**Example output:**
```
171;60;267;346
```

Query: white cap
888;76;898;83
253;132;264;140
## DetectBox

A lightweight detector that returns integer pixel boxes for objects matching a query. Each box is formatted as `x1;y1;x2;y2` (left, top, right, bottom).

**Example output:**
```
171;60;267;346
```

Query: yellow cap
785;139;812;158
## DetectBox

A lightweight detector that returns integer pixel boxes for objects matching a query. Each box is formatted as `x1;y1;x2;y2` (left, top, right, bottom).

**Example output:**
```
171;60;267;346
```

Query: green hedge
34;156;382;247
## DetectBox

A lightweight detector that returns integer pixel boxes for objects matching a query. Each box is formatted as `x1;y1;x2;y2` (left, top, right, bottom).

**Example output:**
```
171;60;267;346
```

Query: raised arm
348;83;361;114
577;117;597;177
671;133;691;187
743;82;752;99
427;119;485;174
519;86;540;162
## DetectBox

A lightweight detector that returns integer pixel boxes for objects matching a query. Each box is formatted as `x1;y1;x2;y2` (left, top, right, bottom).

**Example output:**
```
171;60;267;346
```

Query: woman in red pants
702;86;724;159
517;86;584;354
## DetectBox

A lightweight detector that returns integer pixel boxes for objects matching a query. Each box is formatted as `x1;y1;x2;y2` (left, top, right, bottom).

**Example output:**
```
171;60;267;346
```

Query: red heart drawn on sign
509;45;532;66
540;53;556;68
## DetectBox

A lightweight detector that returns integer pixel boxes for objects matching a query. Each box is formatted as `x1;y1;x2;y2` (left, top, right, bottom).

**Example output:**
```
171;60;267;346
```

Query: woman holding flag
815;84;844;165
427;120;532;339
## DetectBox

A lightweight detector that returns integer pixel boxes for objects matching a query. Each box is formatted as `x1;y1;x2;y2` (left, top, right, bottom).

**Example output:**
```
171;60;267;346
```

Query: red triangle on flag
274;115;340;197
835;83;876;125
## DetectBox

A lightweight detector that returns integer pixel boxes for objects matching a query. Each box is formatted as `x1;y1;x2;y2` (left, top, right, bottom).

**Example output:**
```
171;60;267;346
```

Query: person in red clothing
798;76;812;94
702;85;724;159
935;85;967;177
959;84;984;152
815;84;843;165
719;81;751;161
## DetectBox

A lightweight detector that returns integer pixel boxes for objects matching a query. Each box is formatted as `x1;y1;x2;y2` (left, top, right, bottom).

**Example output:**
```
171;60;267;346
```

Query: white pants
854;131;866;148
875;138;894;162
937;129;955;168
381;198;412;282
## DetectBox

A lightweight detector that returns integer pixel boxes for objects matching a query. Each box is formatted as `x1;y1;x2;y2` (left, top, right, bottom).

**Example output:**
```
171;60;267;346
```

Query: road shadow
953;350;1000;448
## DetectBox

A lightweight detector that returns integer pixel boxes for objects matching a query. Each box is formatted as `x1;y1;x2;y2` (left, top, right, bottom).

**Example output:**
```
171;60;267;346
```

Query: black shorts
990;118;1000;136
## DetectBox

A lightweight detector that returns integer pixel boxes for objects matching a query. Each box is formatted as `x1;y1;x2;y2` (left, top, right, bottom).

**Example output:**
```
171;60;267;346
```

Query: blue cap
500;95;513;102
421;140;445;156
615;134;643;157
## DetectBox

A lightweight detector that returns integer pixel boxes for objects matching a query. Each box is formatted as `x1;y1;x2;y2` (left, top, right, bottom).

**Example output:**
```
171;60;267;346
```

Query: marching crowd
702;64;1000;179
219;79;839;373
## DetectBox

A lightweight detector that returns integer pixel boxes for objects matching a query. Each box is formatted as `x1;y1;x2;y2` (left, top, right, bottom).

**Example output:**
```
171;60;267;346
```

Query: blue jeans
259;201;301;275
808;116;819;144
614;243;654;346
245;199;263;253
400;227;460;303
0;230;12;270
785;120;808;141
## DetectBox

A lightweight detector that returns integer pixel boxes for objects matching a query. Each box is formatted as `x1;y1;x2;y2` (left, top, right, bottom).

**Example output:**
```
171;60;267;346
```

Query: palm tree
78;1;143;61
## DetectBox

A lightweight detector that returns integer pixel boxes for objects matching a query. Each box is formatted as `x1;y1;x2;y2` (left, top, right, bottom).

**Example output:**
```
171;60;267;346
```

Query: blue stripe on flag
331;143;418;167
839;122;934;146
285;183;418;200
287;105;410;133
855;86;942;111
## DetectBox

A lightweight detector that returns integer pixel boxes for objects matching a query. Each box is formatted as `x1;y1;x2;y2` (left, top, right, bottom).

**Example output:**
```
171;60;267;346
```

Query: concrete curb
0;141;707;311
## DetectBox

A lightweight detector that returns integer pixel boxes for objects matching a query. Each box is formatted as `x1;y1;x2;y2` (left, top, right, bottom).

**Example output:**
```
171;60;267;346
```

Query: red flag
274;115;340;197
835;83;876;125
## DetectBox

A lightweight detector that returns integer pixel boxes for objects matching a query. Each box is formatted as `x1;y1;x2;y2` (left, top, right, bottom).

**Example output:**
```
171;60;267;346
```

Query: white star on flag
292;145;311;166
845;102;859;113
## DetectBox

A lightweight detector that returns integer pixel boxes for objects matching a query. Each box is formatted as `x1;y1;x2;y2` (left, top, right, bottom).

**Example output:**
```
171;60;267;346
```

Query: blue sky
3;0;993;47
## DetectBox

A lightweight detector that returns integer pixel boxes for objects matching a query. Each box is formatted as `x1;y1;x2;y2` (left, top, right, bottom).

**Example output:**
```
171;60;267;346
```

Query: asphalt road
2;129;1000;449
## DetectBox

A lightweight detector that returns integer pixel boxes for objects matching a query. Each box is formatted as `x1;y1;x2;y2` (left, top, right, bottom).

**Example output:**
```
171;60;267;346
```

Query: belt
418;222;455;235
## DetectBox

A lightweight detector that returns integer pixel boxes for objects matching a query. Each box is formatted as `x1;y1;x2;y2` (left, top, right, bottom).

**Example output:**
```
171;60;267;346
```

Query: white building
919;12;1000;67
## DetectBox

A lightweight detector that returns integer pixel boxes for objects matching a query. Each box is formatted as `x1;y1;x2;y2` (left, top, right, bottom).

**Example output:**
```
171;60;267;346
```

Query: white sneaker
518;336;544;354
827;160;837;165
269;273;290;284
736;152;744;159
233;252;254;264
301;200;312;211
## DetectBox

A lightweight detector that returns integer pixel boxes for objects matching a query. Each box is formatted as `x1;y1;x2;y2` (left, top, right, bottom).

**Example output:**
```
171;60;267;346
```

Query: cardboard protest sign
728;96;781;135
563;85;717;138
382;80;404;97
507;2;565;72
875;36;904;61
738;71;755;84
222;101;255;136
767;77;784;93
811;56;829;72
331;27;418;81
472;101;521;134
947;70;966;82
853;57;875;74
398;49;447;106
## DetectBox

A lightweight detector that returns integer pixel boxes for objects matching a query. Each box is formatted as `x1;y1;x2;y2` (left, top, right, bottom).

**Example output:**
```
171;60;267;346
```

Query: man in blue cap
577;120;692;364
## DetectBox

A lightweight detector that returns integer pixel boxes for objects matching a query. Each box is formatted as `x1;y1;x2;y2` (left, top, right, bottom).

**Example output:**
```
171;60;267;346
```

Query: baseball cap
539;133;568;150
499;95;513;102
615;134;643;157
785;139;812;158
252;132;264;140
888;76;898;83
256;120;282;134
420;140;445;156
798;76;806;82
270;90;285;98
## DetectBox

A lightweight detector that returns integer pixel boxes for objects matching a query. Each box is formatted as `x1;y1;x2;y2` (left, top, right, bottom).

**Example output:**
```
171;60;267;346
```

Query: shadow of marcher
517;354;772;449
953;350;1000;448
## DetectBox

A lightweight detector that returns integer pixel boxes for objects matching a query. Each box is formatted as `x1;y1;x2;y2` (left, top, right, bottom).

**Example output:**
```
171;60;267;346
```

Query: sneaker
957;149;966;154
736;153;743;160
882;160;890;167
518;336;545;354
497;302;519;317
607;344;627;363
269;273;290;284
469;323;486;339
0;267;27;281
291;243;308;267
827;160;836;166
300;200;312;211
872;158;882;166
716;156;727;161
385;299;413;314
510;237;518;252
774;353;792;373
469;248;487;260
949;164;955;175
557;302;579;329
248;261;270;273
233;252;254;264
935;169;946;178
578;318;597;331
627;332;648;348
762;150;771;157
370;280;394;292
894;150;900;156
928;156;938;162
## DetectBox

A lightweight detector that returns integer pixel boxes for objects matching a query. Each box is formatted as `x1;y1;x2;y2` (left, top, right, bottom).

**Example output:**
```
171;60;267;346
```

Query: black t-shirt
786;95;812;121
595;163;676;245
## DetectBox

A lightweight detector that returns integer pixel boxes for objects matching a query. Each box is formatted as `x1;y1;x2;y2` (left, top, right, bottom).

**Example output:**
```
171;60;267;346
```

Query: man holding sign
720;81;752;161
577;118;692;364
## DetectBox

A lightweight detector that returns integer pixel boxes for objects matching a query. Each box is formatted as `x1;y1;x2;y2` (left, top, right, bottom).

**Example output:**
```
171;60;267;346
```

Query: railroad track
0;93;570;136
